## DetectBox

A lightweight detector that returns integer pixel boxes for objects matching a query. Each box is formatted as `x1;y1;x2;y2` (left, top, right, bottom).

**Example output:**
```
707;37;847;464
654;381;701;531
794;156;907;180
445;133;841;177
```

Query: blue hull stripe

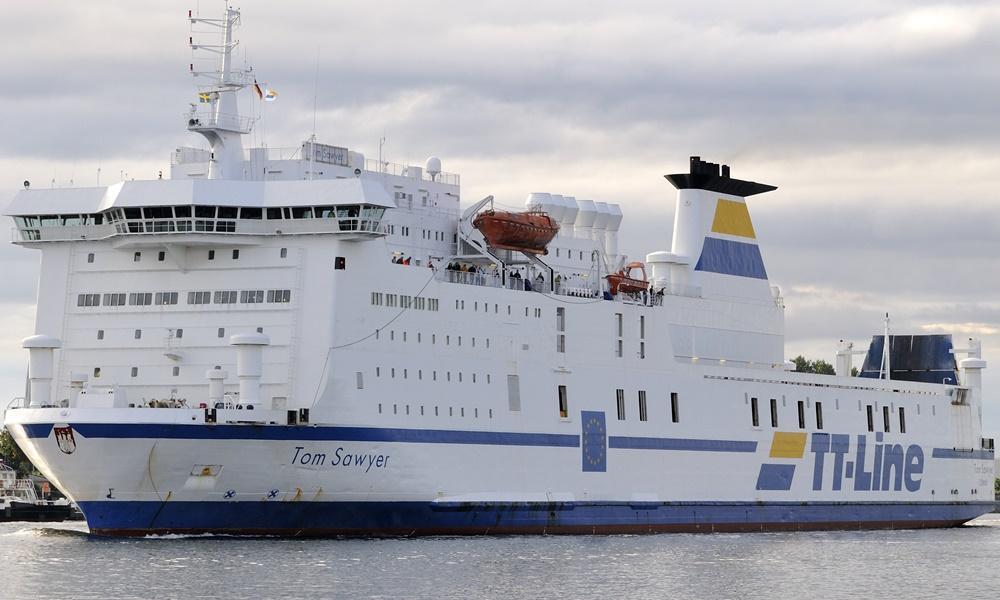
756;464;796;490
931;448;994;460
21;422;579;448
608;436;757;453
76;500;994;536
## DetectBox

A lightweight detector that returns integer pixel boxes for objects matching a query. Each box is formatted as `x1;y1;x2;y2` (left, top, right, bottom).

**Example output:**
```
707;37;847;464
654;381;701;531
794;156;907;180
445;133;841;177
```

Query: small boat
606;261;648;295
0;462;72;522
473;209;559;255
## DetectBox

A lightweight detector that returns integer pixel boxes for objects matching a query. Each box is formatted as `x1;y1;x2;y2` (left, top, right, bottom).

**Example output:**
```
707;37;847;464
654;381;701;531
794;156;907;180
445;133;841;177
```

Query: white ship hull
7;392;993;535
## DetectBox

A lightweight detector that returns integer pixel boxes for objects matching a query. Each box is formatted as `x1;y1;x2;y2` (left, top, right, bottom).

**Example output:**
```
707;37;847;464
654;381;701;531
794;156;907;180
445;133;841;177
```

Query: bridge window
77;293;101;307
240;290;264;304
241;207;262;219
751;397;759;427
558;385;569;418
214;291;237;304
154;292;178;305
267;208;282;220
129;293;153;306
103;293;126;306
616;389;625;420
188;291;211;304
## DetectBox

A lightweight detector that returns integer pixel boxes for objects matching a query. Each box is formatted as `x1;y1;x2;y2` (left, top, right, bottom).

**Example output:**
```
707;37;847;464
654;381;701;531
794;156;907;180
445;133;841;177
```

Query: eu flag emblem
581;411;607;472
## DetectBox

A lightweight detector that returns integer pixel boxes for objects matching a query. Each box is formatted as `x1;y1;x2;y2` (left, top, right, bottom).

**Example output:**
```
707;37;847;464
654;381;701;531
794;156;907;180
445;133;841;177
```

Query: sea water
3;516;999;599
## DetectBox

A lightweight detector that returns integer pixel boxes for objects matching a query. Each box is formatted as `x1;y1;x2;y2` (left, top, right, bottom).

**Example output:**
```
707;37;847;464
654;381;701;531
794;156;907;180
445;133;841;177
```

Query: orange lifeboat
607;262;648;295
473;209;559;255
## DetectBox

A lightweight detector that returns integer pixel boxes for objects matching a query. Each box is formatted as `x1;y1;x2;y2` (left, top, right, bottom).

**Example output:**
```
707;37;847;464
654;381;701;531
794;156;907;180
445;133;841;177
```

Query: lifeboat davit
472;209;559;255
607;262;648;295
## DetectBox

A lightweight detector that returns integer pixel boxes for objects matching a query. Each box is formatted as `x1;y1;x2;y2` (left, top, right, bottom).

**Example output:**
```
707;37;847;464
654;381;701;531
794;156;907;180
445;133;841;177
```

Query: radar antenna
186;4;253;179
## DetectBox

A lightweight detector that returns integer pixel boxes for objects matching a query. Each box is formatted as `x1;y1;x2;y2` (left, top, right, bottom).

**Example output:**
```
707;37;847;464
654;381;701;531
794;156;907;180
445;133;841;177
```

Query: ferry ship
2;6;995;536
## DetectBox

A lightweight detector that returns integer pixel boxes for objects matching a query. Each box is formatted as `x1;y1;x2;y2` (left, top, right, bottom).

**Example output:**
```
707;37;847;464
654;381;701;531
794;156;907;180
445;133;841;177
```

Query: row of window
451;298;543;318
371;367;492;384
615;389;680;423
78;290;292;308
95;325;264;342
378;403;493;419
370;292;440;311
87;247;290;264
375;329;492;348
750;396;909;434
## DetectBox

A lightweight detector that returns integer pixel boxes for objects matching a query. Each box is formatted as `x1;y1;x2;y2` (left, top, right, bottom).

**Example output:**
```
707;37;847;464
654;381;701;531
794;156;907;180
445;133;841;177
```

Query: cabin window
218;327;225;338
133;251;141;262
797;400;806;429
639;316;645;339
335;257;346;270
505;375;521;411
883;405;891;433
615;313;623;337
158;251;165;262
671;392;679;423
899;407;906;433
639;341;645;359
356;372;364;389
97;329;104;340
770;398;778;428
815;401;824;430
866;405;874;432
130;367;138;377
134;329;142;340
557;385;569;418
751;397;760;427
280;247;288;258
556;307;565;331
172;366;180;377
208;250;215;260
232;249;240;260
93;367;101;378
557;335;565;353
638;391;648;422
87;253;95;263
616;389;626;420
175;329;183;339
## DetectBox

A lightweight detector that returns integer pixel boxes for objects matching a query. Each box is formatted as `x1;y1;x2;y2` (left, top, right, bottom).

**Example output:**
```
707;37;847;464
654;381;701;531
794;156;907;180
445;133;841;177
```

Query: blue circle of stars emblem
583;415;606;467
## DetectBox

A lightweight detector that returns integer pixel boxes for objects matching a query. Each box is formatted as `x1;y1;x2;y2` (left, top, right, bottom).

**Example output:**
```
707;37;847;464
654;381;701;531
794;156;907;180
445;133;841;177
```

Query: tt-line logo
756;432;924;492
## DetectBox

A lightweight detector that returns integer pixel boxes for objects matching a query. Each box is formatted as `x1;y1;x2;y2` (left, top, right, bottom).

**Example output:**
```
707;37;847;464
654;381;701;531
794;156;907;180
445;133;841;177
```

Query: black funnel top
665;156;777;197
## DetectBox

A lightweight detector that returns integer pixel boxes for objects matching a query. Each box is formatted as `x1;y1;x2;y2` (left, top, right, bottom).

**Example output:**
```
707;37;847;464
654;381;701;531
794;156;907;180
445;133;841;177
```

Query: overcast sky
2;1;999;432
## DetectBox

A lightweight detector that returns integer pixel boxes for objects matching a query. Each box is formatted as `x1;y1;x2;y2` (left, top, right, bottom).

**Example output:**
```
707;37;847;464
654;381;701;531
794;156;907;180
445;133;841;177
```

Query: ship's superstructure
2;7;994;536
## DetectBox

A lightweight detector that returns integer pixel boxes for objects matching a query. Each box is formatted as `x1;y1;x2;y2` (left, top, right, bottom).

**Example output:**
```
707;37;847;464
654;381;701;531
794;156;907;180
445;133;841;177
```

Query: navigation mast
186;5;252;180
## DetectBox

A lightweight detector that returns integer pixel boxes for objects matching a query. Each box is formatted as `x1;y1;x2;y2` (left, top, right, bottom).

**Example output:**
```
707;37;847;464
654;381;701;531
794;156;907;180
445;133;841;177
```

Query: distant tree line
0;427;36;477
791;355;858;377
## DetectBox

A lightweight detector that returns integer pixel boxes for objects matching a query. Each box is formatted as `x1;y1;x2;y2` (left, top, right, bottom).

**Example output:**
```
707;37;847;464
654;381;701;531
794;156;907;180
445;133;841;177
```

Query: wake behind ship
2;6;995;536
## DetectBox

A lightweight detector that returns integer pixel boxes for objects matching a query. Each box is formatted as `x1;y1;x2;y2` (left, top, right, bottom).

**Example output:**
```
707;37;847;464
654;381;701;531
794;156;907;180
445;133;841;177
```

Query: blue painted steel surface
694;237;768;279
755;464;796;490
77;500;994;536
608;436;757;453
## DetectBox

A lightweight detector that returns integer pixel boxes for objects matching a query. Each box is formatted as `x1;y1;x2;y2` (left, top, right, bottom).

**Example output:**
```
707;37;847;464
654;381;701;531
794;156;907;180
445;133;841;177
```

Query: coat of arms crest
53;425;76;455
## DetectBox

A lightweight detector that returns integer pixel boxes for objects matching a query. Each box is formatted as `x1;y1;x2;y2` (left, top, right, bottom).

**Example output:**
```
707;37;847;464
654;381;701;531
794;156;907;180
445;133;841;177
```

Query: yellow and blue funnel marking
695;199;768;280
756;432;806;491
711;199;756;238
